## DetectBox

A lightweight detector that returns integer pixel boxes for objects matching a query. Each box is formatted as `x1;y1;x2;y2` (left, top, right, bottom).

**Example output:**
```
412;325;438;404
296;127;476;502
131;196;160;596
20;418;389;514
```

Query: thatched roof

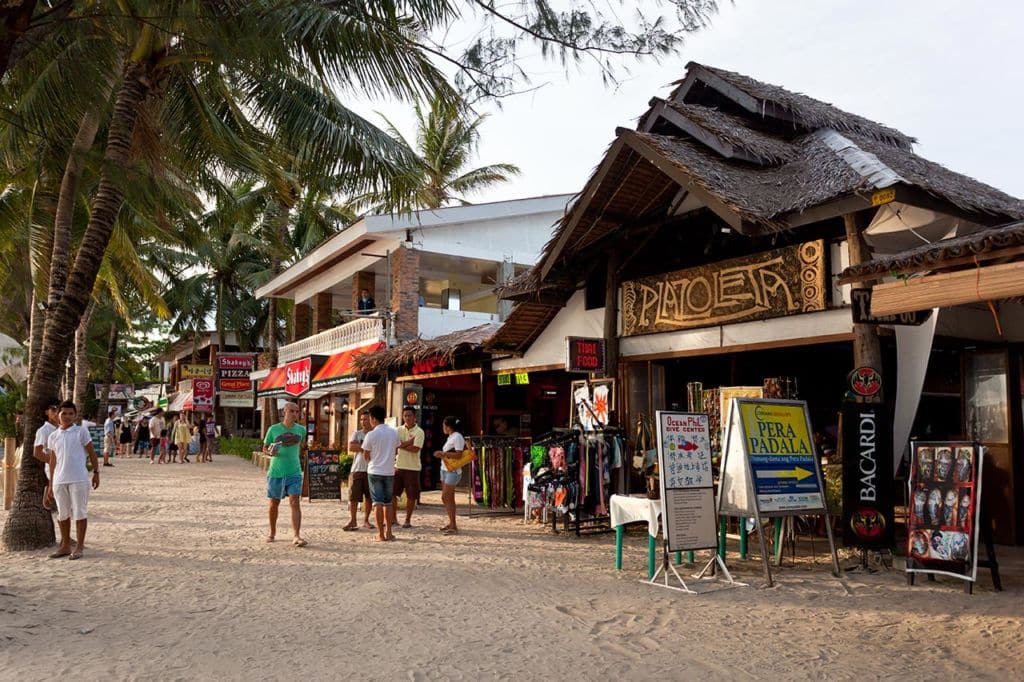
492;62;1024;355
674;62;916;150
354;323;502;375
840;220;1024;282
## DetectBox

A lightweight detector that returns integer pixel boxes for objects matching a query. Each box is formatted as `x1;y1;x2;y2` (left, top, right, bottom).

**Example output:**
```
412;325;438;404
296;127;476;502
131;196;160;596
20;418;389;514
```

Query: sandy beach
2;454;1021;681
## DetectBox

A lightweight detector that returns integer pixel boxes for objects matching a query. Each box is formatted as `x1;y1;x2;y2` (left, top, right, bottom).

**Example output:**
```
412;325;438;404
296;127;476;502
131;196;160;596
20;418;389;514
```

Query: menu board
907;442;983;581
656;412;717;552
87;426;105;455
306;449;342;500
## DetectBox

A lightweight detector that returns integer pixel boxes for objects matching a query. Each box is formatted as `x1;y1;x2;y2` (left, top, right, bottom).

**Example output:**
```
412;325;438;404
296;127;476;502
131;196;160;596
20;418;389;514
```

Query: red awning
311;341;385;390
256;366;289;397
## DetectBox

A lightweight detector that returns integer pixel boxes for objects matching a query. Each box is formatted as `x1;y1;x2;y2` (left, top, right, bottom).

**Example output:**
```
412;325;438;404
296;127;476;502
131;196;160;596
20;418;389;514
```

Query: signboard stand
905;442;1001;593
718;399;839;586
646;412;741;594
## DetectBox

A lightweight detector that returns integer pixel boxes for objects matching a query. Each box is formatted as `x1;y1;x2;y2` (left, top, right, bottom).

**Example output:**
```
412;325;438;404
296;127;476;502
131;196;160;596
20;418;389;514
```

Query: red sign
219;378;252;392
192;377;215;412
285;358;312;397
411;355;448;375
849;367;882;398
566;336;606;373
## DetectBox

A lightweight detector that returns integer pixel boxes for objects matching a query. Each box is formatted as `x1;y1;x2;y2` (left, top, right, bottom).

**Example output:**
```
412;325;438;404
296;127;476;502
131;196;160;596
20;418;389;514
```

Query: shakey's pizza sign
284;358;312;397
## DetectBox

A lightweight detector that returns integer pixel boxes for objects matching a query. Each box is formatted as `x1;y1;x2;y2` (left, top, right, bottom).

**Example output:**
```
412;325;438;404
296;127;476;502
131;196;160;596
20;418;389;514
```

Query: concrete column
496;260;514;321
390;245;421;342
313;292;333;333
291;302;311;342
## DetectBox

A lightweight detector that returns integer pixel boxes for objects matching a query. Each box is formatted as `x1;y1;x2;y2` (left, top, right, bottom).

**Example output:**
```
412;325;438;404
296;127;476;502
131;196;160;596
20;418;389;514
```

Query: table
610;495;688;577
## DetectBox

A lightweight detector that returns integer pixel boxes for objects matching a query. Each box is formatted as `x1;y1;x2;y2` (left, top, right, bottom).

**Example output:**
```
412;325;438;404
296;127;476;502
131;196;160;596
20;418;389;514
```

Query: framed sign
565;336;606;374
306;449;342;500
180;363;213;379
656;412;717;552
570;379;614;431
718;398;838;584
906;442;983;581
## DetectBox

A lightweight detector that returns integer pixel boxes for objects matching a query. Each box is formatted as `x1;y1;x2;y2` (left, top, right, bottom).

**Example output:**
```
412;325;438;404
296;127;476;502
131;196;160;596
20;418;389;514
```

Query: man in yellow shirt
392;407;425;529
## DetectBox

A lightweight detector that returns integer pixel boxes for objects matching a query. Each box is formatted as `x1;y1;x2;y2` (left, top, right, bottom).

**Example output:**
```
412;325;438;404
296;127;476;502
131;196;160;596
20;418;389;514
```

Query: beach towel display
468;437;530;510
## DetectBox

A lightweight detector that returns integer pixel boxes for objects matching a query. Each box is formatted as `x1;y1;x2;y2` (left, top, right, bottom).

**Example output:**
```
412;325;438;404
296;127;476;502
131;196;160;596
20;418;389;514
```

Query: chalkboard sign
306;449;342;500
87;426;105;455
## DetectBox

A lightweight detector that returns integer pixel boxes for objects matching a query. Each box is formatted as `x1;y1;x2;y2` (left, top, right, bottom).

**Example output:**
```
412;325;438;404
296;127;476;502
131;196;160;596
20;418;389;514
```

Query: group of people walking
263;403;466;546
106;409;217;464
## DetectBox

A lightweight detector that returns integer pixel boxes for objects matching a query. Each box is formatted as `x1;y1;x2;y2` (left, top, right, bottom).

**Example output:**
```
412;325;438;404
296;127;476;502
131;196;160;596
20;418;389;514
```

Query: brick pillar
496;260;514;321
291;302;311;342
390;245;420;342
351;270;375;312
313;292;333;333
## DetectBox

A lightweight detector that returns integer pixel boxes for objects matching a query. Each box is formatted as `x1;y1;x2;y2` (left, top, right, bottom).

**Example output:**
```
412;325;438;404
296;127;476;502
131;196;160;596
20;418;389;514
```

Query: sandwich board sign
650;411;737;593
718;398;839;585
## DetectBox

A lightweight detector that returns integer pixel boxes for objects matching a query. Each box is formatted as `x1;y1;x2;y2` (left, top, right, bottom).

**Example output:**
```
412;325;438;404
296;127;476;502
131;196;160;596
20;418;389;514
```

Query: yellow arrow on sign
756;466;814;481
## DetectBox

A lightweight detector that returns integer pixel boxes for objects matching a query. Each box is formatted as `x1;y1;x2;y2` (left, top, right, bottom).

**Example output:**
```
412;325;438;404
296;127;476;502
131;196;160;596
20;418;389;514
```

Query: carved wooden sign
621;240;826;336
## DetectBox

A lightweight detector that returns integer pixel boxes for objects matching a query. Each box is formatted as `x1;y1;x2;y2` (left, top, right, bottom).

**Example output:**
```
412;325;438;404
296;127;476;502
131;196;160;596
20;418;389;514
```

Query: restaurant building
251;194;574;449
486;63;1024;541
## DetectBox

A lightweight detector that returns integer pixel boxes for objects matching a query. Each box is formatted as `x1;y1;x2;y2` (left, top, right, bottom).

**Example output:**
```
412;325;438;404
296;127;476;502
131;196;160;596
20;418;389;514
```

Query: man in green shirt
262;401;308;547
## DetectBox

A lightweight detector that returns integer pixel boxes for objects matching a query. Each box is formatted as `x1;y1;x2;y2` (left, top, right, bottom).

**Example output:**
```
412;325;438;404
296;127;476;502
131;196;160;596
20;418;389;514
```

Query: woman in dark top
119;421;132;457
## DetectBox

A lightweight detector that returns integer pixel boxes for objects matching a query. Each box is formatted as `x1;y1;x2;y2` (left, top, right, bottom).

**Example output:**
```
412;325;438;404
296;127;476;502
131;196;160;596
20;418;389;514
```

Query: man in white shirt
47;400;99;560
31;398;61;510
360;406;400;542
343;411;373;531
148;409;166;464
102;409;117;467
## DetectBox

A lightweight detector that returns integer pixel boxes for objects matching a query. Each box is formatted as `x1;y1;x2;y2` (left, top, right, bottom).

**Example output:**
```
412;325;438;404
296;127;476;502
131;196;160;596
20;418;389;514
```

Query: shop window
964;350;1009;444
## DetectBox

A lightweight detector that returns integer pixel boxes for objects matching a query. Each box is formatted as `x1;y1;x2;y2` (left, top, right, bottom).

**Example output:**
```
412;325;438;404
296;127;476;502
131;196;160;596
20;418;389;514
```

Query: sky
351;0;1024;206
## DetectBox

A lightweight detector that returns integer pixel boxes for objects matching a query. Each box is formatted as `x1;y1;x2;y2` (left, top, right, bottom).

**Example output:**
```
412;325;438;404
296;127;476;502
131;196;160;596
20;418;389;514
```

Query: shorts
349;471;371;504
440;469;462;487
393;468;421;502
367;474;394;506
54;481;90;521
151;441;161;455
267;473;303;499
138;438;150;450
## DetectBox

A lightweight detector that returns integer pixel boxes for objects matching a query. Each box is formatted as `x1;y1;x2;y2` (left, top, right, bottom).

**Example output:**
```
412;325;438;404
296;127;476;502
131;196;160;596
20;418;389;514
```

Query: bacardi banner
621;240;826;336
217;353;255;408
841;403;894;549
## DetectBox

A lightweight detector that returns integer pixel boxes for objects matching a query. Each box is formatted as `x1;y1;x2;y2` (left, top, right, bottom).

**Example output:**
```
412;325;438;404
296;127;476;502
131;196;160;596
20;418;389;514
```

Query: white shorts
53;481;90;521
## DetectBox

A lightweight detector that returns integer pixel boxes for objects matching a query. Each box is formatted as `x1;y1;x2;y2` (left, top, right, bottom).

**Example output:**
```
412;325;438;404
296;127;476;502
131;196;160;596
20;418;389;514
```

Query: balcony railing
279;315;386;362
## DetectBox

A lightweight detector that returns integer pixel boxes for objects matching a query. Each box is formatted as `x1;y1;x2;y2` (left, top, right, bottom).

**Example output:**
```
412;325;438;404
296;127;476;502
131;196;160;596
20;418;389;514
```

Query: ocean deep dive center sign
620;240;826;336
656;412;717;552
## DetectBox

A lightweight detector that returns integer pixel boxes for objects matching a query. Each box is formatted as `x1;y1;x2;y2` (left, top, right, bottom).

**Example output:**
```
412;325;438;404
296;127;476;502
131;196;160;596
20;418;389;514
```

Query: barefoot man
47;400;100;560
361;406;400;542
262;401;308;547
30;397;61;510
342;411;373;531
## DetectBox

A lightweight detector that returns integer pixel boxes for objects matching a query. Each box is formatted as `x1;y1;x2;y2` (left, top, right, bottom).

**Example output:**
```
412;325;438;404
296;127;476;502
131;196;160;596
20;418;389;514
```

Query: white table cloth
609;494;661;538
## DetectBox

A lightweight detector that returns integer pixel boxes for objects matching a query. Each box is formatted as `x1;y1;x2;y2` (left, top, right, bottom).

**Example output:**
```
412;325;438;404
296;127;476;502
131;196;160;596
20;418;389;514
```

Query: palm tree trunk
0;0;37;82
97;322;119;419
27;290;43;382
2;61;152;551
47;103;107;313
72;301;95;409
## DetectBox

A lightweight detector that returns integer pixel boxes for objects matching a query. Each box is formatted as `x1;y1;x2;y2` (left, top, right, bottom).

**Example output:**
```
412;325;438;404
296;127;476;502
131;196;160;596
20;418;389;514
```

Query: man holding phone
262;401;308;546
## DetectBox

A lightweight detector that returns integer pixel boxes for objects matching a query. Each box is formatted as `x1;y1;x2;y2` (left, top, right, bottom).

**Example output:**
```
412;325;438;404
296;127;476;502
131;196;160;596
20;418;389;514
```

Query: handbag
442;445;476;471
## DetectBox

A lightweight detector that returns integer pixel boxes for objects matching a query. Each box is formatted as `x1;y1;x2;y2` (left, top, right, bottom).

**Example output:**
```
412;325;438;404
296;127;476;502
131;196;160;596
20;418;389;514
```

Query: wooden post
844;213;883;370
604;251;621;381
3;437;16;510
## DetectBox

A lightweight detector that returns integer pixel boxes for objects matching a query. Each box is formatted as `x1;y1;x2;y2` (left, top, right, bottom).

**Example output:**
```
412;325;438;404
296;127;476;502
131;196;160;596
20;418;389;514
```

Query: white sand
2;455;1022;680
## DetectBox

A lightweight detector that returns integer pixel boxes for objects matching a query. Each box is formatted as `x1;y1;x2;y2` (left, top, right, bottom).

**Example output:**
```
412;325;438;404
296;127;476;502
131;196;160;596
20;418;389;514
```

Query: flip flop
401;523;413;529
265;536;275;543
385;534;396;541
442;528;458;535
68;552;83;560
438;525;451;532
292;538;308;547
48;551;71;559
342;525;358;532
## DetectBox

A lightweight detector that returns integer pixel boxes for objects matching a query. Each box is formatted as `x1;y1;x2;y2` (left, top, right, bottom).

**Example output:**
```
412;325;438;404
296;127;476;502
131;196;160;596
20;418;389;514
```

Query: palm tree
362;96;520;211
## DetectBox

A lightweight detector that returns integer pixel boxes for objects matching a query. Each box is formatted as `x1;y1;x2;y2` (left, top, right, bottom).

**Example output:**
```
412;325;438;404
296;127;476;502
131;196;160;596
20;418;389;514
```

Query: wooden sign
851;288;932;326
180;363;213;379
656;412;717;552
306;449;342;500
621;240;826;336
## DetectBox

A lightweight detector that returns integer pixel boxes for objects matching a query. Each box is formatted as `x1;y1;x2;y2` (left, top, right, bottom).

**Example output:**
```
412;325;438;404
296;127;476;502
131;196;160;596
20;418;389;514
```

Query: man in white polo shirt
46;400;100;560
